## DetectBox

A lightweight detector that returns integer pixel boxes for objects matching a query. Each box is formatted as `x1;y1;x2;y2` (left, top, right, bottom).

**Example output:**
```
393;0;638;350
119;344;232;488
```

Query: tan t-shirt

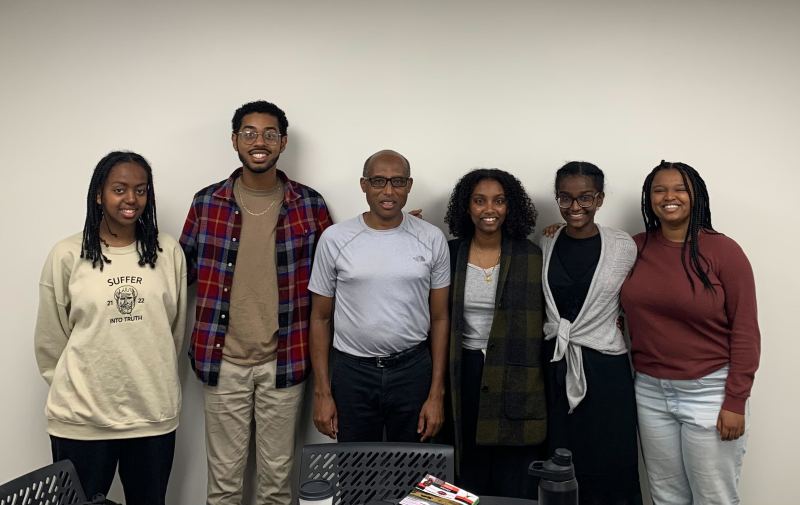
223;178;283;365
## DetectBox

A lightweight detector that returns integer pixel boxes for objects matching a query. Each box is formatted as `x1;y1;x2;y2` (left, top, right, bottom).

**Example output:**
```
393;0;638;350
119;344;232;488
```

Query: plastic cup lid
299;479;334;500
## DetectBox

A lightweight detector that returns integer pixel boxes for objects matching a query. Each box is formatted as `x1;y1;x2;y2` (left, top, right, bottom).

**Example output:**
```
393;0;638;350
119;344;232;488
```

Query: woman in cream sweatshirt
34;151;187;505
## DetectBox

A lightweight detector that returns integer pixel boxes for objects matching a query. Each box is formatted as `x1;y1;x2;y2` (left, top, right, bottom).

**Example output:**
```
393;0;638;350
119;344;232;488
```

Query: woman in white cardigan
541;162;641;504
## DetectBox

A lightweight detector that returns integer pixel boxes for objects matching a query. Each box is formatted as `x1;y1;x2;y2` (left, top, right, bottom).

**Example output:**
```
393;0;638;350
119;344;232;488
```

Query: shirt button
227;262;233;267
232;237;237;242
215;343;221;348
235;210;239;215
221;314;226;319
223;287;229;292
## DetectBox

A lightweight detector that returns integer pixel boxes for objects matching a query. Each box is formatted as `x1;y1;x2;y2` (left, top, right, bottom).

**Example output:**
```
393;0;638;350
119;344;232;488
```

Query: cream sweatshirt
34;232;187;439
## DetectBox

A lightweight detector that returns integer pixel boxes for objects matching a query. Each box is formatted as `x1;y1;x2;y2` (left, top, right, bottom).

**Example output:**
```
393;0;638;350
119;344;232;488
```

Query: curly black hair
637;160;717;291
232;100;289;135
81;151;161;271
445;168;537;240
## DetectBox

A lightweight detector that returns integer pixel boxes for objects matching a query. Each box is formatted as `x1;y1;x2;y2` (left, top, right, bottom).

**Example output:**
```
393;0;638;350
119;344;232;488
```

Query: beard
238;150;280;174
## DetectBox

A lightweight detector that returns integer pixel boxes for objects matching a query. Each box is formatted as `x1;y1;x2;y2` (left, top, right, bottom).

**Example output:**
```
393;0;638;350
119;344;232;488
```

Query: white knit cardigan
540;225;637;412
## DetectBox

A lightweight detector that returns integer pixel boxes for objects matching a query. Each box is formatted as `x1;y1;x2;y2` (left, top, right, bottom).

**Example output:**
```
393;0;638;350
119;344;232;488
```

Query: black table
365;497;536;505
481;496;537;505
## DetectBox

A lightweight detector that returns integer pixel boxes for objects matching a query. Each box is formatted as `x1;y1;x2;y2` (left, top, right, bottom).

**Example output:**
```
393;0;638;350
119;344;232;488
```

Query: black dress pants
332;345;432;442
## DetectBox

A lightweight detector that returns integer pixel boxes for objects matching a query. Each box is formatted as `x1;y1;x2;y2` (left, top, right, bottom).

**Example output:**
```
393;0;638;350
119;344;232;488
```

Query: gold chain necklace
236;183;281;217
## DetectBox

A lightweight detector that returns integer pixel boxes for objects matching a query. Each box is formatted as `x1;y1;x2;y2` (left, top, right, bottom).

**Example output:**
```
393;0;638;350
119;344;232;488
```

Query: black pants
50;431;175;505
458;348;543;499
332;345;432;442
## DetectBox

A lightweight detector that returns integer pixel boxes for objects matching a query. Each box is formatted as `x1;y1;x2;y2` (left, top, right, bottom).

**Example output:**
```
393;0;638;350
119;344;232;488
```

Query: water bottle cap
528;448;576;482
552;448;573;466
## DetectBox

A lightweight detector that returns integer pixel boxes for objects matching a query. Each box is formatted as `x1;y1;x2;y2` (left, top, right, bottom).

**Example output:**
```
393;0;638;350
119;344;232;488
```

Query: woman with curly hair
541;161;641;504
443;168;545;499
621;161;759;504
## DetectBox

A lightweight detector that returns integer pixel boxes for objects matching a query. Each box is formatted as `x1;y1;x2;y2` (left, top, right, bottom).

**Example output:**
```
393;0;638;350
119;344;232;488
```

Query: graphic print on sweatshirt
107;275;145;324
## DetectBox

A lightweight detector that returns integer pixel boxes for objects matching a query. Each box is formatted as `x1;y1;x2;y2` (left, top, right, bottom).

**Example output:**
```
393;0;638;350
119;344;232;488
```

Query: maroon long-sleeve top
621;230;760;414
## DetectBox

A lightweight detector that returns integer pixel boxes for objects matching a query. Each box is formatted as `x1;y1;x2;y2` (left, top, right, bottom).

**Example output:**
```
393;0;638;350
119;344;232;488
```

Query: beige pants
203;358;304;505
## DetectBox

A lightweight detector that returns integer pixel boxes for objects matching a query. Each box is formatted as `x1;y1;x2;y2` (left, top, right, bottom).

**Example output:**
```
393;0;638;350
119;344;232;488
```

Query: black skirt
543;338;642;505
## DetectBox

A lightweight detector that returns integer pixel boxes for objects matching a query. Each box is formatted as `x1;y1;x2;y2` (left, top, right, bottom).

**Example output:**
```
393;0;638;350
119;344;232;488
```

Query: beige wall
2;1;798;503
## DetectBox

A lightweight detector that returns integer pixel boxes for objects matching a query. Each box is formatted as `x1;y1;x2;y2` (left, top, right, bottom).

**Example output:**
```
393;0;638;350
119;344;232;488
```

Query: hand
417;396;444;442
716;408;745;441
313;392;338;439
409;208;424;220
541;223;564;238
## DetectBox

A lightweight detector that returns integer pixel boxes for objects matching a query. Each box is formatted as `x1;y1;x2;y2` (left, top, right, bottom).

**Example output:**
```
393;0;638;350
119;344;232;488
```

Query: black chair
0;459;86;505
299;442;455;505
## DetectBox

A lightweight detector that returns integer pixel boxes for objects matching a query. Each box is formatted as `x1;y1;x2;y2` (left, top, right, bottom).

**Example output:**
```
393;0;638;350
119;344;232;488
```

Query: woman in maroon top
621;161;760;505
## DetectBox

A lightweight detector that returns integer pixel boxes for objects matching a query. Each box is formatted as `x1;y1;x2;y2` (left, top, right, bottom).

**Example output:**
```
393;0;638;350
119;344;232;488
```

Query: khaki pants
204;358;304;505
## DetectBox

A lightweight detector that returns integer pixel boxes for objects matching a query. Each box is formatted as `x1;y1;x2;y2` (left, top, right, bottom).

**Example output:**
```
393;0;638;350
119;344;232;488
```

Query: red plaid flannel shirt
180;169;332;386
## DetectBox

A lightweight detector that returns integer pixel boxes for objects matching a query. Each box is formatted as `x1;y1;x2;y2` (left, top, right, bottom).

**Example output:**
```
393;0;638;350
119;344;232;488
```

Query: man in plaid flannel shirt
180;101;331;505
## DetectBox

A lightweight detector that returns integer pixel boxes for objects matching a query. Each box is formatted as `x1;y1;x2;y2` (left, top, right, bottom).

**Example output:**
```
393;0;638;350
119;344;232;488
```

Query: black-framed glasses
363;176;411;189
556;192;600;209
236;128;283;145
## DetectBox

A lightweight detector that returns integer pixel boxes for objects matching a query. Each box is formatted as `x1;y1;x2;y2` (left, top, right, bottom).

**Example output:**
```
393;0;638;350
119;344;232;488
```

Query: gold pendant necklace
471;241;501;283
481;261;499;283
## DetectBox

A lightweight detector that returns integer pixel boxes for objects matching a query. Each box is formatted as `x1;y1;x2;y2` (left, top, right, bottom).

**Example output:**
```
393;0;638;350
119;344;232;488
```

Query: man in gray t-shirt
309;149;450;442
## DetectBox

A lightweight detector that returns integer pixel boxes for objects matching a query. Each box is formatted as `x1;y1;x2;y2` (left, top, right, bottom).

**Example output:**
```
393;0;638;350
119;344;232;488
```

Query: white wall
1;1;798;503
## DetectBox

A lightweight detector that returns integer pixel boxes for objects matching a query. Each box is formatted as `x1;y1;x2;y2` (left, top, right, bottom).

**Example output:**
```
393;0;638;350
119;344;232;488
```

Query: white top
309;212;450;357
34;232;187;439
461;263;498;351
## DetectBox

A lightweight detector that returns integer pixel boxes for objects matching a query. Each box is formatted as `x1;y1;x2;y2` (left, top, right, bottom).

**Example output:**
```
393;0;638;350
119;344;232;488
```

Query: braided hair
81;151;161;270
638;160;717;291
445;168;537;240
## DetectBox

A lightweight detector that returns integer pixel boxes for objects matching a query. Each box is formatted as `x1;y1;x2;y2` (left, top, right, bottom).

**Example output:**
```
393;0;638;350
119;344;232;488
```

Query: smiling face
650;168;692;232
360;152;412;229
96;161;148;241
557;175;603;238
469;178;507;239
232;112;287;175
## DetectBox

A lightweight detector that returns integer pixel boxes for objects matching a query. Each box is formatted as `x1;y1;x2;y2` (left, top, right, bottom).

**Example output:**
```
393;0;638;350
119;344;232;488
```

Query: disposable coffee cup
299;479;334;505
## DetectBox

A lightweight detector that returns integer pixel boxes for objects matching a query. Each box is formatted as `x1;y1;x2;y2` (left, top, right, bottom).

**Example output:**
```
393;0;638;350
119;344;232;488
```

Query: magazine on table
399;474;479;505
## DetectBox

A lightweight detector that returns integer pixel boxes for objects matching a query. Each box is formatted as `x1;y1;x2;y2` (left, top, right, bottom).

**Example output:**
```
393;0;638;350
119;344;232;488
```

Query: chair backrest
300;442;454;505
0;459;86;505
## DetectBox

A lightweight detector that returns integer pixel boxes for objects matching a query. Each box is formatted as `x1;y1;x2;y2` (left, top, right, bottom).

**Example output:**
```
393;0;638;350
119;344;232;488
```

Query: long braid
80;151;161;271
136;175;161;268
635;160;717;292
81;161;113;269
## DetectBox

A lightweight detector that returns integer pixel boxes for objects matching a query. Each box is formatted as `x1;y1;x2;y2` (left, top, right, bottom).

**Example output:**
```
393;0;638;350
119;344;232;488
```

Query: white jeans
203;359;305;505
635;367;748;505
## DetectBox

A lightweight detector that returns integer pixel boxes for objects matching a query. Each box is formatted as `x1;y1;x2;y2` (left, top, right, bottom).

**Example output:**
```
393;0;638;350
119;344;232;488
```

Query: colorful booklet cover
399;474;479;505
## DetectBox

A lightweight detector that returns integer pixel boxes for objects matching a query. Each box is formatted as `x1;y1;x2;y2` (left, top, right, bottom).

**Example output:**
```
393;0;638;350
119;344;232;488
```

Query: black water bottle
528;448;579;505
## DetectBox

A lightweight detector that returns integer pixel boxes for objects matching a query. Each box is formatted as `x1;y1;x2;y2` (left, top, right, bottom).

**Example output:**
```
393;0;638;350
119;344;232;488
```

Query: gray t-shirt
308;212;450;357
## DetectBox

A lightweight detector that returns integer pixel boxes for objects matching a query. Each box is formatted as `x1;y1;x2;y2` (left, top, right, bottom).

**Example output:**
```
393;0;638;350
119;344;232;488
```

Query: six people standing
33;109;760;503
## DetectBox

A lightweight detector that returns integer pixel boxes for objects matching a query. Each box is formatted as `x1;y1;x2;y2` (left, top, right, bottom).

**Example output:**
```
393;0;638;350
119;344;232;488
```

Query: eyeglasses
556;192;600;209
363;176;411;189
236;129;283;145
